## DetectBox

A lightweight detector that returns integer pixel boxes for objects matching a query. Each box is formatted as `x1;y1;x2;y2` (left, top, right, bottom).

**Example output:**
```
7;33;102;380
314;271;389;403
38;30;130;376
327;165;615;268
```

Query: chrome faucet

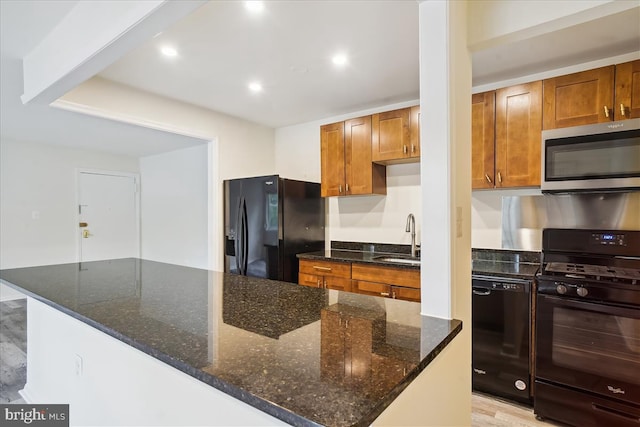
405;213;418;258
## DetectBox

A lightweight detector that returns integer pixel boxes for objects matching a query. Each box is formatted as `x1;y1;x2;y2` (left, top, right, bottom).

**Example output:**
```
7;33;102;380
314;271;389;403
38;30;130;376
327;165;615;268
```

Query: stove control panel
591;232;626;246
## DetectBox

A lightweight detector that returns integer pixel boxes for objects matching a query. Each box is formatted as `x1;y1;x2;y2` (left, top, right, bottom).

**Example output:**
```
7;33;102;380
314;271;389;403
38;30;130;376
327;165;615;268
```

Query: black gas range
534;228;640;427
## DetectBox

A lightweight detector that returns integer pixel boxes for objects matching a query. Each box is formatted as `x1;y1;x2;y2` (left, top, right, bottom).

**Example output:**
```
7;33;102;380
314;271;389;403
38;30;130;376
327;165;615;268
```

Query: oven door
536;293;640;405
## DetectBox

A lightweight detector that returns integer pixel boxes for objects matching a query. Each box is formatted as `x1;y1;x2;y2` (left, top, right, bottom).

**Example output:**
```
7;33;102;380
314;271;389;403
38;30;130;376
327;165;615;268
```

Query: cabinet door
543;66;615;129
299;272;322;288
324;276;352;292
392;286;421;302
410;106;421;158
371;108;411;162
471;91;496;189
495;81;542;188
320;122;345;197
352;280;392;298
615;59;640;120
345;116;374;195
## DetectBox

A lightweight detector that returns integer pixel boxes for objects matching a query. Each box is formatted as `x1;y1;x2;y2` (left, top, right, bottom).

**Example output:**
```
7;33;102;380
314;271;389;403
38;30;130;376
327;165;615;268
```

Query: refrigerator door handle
239;197;249;275
235;197;242;274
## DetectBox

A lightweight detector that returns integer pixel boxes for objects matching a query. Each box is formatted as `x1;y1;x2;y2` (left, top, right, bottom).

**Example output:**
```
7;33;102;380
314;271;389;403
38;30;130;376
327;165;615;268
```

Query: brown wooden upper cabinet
472;82;542;189
543;60;640;129
320;117;386;197
615;59;640;120
371;106;420;164
471;91;496;189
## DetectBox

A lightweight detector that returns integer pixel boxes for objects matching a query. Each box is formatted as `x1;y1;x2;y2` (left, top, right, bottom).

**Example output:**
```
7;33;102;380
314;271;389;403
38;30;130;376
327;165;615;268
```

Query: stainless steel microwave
541;118;640;193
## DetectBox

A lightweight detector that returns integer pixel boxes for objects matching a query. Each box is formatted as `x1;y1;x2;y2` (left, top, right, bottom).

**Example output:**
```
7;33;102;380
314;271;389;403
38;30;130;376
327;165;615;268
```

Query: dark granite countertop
472;248;540;280
0;258;461;427
297;241;420;270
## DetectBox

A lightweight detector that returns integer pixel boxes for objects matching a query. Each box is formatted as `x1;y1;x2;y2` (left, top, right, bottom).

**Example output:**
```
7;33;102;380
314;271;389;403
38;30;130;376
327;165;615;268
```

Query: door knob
82;229;91;238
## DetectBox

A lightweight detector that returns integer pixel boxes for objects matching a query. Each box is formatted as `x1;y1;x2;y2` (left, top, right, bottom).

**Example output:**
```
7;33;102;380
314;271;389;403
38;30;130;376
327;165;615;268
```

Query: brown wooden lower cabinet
299;259;420;302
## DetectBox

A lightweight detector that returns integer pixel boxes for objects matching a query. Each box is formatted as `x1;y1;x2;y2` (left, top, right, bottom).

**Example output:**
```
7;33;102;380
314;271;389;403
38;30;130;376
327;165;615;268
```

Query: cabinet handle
381;292;390;297
339;184;342;193
323;279;327;289
317;279;322;288
313;266;331;271
411;145;416;154
403;145;408;154
497;171;503;184
346;183;349;193
392;290;396;299
485;174;492;184
620;103;626;117
604;105;610;118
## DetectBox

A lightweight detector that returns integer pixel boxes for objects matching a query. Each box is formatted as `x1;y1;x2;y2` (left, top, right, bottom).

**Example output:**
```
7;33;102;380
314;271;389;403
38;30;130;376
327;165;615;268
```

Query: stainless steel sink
374;256;421;266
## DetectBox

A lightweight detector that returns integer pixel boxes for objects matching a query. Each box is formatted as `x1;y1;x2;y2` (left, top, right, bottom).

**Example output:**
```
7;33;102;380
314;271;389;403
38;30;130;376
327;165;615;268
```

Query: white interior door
78;171;139;262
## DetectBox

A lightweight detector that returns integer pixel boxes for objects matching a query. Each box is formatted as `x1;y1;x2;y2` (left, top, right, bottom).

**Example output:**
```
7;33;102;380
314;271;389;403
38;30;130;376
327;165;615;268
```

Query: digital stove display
591;232;626;246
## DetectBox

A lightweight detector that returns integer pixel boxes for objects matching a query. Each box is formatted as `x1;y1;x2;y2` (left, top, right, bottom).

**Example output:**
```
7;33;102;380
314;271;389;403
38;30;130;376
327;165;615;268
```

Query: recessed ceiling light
248;82;263;93
160;46;178;57
245;1;264;13
332;53;348;67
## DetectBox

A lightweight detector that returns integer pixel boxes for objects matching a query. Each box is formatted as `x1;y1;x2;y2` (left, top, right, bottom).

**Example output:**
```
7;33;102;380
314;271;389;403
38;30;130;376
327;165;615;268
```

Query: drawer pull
313;266;332;271
380;292;390;297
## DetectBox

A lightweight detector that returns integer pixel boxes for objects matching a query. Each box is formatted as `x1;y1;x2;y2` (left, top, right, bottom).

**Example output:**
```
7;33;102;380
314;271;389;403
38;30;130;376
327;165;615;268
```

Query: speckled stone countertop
472;248;540;280
0;258;461;427
297;241;420;270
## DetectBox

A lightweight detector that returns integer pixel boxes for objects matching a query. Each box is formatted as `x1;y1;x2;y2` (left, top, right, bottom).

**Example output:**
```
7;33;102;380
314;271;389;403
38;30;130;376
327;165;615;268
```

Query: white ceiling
0;0;207;158
1;1;639;156
98;1;420;129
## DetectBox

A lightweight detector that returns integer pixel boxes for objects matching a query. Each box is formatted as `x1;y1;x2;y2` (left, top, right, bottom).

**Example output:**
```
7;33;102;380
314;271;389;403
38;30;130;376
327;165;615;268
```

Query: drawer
299;259;351;278
352;263;420;289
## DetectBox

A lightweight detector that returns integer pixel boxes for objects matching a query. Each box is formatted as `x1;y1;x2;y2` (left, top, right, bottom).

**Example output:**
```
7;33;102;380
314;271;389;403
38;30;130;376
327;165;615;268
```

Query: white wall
0;138;139;270
274;100;421;246
57;77;275;270
139;145;210;269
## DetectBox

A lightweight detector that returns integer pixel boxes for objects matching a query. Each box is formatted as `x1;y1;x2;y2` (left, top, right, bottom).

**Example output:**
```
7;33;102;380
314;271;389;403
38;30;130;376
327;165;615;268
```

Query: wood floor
1;299;563;425
472;392;561;427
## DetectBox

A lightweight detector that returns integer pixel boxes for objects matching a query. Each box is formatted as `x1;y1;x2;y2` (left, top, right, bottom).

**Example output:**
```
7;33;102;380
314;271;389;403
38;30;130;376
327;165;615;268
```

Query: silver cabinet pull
339;184;342;193
381;292;390;297
403;145;408;154
497;171;502;184
346;183;349;193
620;103;626;117
604;105;610;118
411;145;416;154
485;174;492;184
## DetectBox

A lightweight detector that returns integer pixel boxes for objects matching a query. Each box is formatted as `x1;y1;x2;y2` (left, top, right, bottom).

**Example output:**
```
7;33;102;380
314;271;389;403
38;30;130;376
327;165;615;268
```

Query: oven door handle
472;287;492;296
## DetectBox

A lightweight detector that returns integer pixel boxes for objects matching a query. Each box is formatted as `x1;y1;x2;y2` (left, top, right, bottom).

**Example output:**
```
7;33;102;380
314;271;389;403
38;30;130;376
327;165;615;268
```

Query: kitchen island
0;258;462;426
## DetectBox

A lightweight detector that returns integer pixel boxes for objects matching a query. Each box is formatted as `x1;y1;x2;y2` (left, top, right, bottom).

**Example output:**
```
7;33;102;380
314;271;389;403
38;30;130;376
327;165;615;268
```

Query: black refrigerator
224;175;325;283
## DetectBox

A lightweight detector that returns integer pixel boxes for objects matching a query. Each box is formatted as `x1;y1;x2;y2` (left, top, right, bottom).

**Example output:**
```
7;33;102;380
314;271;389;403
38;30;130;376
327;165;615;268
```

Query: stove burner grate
544;262;640;284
